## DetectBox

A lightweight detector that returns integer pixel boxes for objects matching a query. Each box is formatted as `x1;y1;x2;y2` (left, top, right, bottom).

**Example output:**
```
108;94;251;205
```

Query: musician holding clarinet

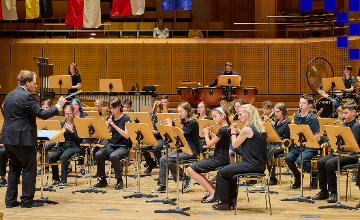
2;70;66;208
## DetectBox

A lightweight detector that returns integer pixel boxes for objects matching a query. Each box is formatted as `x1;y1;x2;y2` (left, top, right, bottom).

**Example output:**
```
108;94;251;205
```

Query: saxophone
262;110;275;122
226;100;236;119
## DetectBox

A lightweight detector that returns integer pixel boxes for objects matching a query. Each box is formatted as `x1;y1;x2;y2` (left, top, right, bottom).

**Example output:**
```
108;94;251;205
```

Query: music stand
72;118;111;194
123;123;158;199
318;125;359;210
146;124;177;205
281;124;320;204
217;75;241;96
318;118;338;136
125;112;154;131
322;77;346;96
37;129;65;204
49;75;72;94
154;126;191;216
197;119;221;138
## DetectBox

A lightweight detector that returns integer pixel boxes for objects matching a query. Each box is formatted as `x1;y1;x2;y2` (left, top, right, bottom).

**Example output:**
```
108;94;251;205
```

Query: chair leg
266;177;272;215
278;157;282;186
264;180;268;209
346;169;349;202
234;178;240;215
125;158;128;188
309;160;312;191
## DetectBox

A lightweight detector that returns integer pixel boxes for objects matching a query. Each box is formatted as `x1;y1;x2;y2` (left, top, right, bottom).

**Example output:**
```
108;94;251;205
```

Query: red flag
111;0;132;16
0;1;3;20
65;0;84;27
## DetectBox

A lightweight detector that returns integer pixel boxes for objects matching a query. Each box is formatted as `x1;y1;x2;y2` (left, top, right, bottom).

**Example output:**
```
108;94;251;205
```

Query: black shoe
269;177;278;186
94;178;108;188
51;180;59;187
202;195;209;201
201;197;216;203
144;163;156;174
213;203;231;210
312;190;329;200
0;178;7;186
327;193;337;203
21;201;44;208
356;201;360;209
292;175;301;189
115;179;123;190
352;172;358;182
143;162;148;168
151;186;166;193
182;176;192;193
58;182;67;189
6;201;20;208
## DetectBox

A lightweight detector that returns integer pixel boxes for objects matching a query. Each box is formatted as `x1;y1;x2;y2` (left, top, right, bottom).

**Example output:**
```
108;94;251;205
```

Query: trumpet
200;123;216;135
156;117;182;125
315;108;323;119
262;110;275;122
333;117;345;125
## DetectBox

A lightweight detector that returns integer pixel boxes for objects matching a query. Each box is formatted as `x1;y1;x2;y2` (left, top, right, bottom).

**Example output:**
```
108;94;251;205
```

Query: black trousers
4;144;37;205
318;153;358;193
142;139;164;167
214;162;265;204
96;146;130;180
50;146;76;183
267;145;284;178
0;145;7;176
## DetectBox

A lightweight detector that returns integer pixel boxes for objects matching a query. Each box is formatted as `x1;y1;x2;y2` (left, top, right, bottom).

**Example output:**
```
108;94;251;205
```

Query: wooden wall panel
172;44;203;93
0;43;11;94
138;44;172;94
74;44;107;92
11;44;42;91
300;42;328;94
43;44;74;94
237;43;268;94
107;44;138;92
269;43;300;94
204;44;236;87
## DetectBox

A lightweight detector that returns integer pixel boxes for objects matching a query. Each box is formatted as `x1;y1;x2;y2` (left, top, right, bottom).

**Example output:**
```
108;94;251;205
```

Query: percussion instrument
231;87;258;104
315;97;340;118
197;87;224;106
177;87;201;107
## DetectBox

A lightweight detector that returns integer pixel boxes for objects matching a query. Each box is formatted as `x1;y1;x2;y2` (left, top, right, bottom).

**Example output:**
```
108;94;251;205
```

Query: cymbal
308;64;328;90
178;81;198;84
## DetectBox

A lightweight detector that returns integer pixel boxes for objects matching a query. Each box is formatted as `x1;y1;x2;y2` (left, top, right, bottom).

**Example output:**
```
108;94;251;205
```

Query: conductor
2;70;66;208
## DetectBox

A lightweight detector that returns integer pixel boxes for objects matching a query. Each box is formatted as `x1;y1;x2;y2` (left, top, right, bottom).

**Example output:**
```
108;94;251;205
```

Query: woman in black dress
213;104;267;210
187;107;231;203
67;63;82;96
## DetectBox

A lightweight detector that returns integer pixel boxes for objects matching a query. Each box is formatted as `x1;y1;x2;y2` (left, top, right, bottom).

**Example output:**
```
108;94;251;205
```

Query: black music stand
154;126;192;216
123;123;158;199
49;75;72;95
318;125;359;210
217;75;241;96
72;118;111;194
146;124;177;205
281;124;320;204
37;129;65;204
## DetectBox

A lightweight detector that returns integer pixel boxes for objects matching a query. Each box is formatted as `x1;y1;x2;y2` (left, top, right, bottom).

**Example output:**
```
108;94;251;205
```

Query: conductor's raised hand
57;96;67;107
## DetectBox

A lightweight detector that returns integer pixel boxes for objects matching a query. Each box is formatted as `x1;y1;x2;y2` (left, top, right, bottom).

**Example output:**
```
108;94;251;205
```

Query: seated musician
197;101;212;120
267;102;291;185
260;100;275;121
71;98;88;118
219;95;231;110
313;101;360;203
94;98;131;190
229;99;246;164
212;104;267;210
230;99;245;121
285;94;320;189
161;95;176;113
151;102;199;193
123;99;134;112
49;105;83;187
142;101;165;174
207;62;241;87
94;100;103;116
187;107;231;203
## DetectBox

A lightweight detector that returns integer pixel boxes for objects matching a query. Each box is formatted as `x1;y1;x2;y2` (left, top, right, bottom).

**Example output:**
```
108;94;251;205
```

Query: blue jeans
285;145;318;176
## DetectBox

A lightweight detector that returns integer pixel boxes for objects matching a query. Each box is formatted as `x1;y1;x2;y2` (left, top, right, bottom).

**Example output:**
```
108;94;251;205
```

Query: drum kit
177;82;258;107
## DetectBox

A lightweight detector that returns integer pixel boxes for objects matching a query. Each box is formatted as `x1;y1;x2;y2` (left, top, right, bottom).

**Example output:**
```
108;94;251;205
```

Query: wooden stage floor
0;164;359;219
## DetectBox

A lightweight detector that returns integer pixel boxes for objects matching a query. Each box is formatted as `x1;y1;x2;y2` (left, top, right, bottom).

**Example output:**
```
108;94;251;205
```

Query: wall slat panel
172;44;203;93
269;43;300;94
74;44;107;92
204;44;237;87
0;43;11;94
107;44;138;92
138;44;172;94
237;43;268;94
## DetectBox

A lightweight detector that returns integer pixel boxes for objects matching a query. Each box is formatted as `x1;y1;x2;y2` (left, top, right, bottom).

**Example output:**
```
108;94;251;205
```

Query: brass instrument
262;110;275;122
226;100;236;118
333;117;345;125
291;108;301;124
151;100;161;121
200;123;216;135
315;108;323;118
282;138;294;154
156;117;182;125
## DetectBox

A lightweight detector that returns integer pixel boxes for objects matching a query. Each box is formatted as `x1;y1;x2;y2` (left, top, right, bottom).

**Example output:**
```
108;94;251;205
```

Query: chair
231;145;276;215
172;22;189;38
143;11;158;22
107;154;131;188
110;16;126;22
208;22;224;38
176;10;192;22
35;23;52;38
2;23;19;37
179;156;198;193
145;1;156;11
104;22;121;38
190;22;207;38
341;163;359;202
121;22;138;38
138;22;155;38
159;11;175;23
308;136;329;190
158;21;172;38
18;23;36;38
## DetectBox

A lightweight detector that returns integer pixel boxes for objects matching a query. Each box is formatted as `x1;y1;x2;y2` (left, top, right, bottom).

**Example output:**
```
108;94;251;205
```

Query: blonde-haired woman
212;104;267;210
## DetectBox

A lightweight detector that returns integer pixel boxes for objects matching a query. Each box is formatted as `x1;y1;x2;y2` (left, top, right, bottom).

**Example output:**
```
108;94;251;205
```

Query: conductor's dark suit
2;86;59;206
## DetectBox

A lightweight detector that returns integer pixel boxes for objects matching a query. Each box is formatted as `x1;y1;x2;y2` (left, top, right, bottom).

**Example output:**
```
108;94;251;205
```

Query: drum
315;97;340;118
231;87;258;104
177;87;201;107
198;87;224;106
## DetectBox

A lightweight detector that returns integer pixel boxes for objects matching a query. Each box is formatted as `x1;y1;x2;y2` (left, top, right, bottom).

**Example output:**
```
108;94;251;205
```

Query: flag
25;0;40;19
0;1;3;20
1;0;18;20
162;0;192;11
111;0;145;16
65;0;84;27
39;0;53;18
130;0;145;15
83;0;101;28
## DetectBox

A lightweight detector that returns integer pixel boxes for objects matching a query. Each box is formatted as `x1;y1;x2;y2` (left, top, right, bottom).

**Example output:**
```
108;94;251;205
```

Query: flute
156;117;182;125
200;123;216;135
